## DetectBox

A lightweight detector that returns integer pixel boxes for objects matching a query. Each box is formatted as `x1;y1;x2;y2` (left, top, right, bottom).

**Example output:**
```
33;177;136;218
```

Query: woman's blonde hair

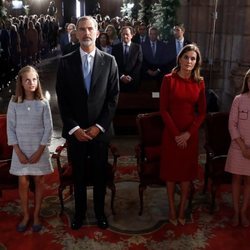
241;68;250;94
173;43;203;83
13;65;44;103
104;24;118;39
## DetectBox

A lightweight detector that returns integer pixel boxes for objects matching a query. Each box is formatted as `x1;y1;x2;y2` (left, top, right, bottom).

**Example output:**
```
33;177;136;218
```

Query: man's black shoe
71;218;83;230
97;215;109;229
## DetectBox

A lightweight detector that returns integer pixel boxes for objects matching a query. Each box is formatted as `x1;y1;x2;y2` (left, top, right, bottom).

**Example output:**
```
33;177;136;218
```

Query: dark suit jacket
59;32;70;52
166;37;191;73
141;39;168;79
62;42;80;55
112;42;143;92
132;33;149;44
96;44;112;55
56;48;119;142
0;29;10;58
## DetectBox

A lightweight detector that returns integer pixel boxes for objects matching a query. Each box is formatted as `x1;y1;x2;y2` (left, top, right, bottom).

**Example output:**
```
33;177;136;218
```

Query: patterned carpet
0;156;250;250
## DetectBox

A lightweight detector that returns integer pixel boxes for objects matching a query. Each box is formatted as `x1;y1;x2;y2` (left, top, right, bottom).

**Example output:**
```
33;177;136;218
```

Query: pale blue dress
7;98;54;176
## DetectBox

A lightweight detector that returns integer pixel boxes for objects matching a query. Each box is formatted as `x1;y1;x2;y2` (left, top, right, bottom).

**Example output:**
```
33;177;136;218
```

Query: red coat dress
160;72;206;181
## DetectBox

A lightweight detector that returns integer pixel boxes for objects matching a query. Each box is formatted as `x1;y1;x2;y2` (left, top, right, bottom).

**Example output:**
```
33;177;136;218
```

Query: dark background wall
98;0;123;17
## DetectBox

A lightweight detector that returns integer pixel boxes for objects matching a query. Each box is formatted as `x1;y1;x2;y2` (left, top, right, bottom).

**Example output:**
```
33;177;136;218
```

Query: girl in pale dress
225;68;250;227
7;66;53;232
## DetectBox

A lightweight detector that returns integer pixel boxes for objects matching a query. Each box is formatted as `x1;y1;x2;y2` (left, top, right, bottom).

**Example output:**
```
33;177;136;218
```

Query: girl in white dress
225;68;250;227
7;66;53;232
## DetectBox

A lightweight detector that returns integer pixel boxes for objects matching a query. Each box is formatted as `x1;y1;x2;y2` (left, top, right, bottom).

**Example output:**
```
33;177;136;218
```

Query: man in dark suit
166;23;191;73
141;26;168;83
56;16;119;230
112;26;143;92
0;20;11;75
59;23;76;53
61;29;80;55
132;22;149;44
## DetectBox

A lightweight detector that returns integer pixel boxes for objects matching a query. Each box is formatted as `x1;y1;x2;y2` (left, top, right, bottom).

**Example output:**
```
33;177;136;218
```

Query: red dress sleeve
160;75;180;137
187;80;206;136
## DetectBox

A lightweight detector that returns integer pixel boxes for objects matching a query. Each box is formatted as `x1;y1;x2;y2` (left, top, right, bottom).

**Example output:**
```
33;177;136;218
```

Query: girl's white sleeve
7;100;18;145
41;99;53;145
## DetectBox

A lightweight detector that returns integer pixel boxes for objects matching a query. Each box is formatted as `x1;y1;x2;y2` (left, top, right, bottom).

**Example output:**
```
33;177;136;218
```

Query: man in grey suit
56;16;119;230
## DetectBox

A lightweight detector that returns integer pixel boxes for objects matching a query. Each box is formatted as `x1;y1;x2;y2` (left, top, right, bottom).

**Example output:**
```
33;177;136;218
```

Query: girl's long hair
241;68;250;94
13;65;44;103
172;43;203;83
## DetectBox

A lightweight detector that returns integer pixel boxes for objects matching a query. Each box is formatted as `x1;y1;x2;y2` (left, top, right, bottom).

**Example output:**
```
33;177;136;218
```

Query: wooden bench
113;90;160;134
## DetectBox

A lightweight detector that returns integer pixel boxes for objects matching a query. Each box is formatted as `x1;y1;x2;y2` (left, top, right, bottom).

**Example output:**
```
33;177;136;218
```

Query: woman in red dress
160;44;206;225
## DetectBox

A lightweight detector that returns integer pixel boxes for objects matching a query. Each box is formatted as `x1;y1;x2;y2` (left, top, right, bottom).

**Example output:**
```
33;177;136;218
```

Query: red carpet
0;156;250;250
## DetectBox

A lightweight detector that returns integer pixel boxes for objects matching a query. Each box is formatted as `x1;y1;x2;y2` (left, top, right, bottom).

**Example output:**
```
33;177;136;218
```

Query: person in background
225;68;250;228
2;19;21;71
132;22;148;44
141;26;168;84
112;26;143;92
96;32;112;54
59;23;76;53
7;66;53;232
62;29;79;55
160;44;206;226
166;23;191;73
26;21;38;65
104;24;120;46
0;20;10;66
47;1;57;17
56;16;119;230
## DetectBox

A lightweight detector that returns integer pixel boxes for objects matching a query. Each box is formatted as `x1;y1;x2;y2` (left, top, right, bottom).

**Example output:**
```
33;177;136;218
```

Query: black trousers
67;138;108;220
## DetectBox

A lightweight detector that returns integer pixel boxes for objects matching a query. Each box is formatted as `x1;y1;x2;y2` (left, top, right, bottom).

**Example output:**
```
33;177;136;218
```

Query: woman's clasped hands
175;131;191;149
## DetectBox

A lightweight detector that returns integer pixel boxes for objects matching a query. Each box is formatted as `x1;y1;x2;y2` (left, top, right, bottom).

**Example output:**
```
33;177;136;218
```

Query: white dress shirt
68;48;104;135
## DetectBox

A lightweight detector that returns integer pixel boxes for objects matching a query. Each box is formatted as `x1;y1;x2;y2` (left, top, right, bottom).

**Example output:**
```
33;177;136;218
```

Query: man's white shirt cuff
69;124;104;135
69;126;80;135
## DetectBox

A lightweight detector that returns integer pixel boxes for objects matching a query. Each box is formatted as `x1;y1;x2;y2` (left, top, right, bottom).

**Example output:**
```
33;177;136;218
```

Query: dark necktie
124;44;129;64
151;42;156;57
